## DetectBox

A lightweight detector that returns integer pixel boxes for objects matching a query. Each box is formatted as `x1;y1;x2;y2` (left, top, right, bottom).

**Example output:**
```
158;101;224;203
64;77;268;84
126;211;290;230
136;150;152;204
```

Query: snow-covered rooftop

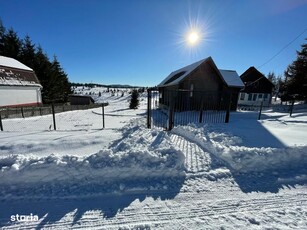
0;56;41;87
0;56;33;71
158;57;243;88
218;69;244;87
158;58;208;87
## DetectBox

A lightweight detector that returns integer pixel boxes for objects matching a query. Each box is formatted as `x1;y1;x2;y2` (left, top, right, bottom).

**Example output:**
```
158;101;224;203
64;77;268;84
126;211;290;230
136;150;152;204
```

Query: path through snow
0;91;306;229
1;126;306;229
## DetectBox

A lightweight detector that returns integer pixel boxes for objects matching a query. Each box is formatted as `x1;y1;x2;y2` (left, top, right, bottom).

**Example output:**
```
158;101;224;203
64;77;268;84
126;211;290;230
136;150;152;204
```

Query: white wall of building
238;92;272;107
0;86;42;107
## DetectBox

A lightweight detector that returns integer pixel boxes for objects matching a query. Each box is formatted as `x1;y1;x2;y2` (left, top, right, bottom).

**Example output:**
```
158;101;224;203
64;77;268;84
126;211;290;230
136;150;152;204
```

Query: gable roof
240;67;274;93
158;57;243;88
158;58;207;87
0;56;41;87
240;66;274;86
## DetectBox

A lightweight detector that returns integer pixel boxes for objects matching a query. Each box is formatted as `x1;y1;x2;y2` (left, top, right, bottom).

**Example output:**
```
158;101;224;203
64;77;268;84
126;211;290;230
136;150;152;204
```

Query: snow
0;56;33;71
0;121;185;198
172;114;307;173
158;58;206;87
0;88;306;229
0;75;41;86
219;69;244;87
158;57;244;88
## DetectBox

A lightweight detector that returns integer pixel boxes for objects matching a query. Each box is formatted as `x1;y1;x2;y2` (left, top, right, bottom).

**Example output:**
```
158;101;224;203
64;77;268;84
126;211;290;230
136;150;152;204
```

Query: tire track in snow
2;178;306;229
2;129;306;229
15;191;304;230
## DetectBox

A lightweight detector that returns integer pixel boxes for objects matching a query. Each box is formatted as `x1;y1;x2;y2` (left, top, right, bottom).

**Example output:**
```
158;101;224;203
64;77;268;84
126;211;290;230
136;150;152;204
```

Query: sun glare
172;2;215;59
187;31;200;46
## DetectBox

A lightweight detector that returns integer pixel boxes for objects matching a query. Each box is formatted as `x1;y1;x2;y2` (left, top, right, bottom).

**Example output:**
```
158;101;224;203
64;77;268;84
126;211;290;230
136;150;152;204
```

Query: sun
172;2;215;57
187;31;200;46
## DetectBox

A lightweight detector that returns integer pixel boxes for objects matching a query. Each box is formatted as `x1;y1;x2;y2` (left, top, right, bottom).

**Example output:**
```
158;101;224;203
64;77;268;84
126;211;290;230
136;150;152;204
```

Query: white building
0;56;42;107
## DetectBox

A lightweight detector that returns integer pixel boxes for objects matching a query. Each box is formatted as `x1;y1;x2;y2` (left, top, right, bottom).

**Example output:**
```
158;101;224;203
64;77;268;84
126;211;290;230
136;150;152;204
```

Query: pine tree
34;46;52;103
129;89;139;109
267;72;277;86
49;56;72;103
0;19;6;55
0;20;72;103
283;39;307;101
20;35;36;69
267;71;279;99
2;28;22;58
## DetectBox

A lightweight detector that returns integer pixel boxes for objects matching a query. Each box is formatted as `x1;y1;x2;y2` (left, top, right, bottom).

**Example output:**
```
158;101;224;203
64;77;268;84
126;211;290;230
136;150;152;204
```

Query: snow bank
172;124;307;173
0;119;185;197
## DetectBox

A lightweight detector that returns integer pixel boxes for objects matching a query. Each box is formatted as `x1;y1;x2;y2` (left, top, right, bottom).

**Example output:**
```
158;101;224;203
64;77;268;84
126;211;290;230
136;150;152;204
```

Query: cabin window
253;94;257;101
258;94;262;100
248;94;252;101
263;94;268;101
240;93;245;100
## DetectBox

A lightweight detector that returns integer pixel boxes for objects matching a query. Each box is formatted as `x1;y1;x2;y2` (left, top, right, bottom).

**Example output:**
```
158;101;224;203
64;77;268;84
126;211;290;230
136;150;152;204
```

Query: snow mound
0;119;185;197
172;124;307;173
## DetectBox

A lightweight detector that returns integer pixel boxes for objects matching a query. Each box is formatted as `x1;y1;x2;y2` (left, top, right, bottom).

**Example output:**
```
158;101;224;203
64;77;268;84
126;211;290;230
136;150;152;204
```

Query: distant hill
71;82;144;88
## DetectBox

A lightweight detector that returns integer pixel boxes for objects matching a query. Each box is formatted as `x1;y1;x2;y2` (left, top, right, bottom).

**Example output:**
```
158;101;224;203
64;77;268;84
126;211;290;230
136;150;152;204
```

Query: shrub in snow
129;89;139;109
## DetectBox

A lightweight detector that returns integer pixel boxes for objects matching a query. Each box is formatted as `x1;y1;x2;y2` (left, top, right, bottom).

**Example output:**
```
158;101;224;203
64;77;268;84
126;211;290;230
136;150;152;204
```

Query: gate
147;89;232;130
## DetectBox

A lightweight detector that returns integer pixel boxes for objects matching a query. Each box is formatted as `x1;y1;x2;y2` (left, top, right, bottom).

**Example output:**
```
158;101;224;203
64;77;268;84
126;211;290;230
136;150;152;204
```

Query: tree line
267;39;307;102
0;20;72;103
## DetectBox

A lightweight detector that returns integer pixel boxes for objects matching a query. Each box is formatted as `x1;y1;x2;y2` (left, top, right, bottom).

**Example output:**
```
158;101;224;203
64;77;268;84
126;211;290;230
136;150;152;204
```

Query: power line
257;27;307;69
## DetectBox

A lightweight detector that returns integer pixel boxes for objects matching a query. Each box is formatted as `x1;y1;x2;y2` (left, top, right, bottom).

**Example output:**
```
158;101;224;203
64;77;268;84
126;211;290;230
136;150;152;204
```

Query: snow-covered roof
218;69;244;88
0;56;41;87
158;58;208;87
0;56;33;71
158;57;243;88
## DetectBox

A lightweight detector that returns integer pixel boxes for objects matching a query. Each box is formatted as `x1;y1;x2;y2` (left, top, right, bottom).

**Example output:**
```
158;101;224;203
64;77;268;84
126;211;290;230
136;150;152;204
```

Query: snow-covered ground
0;89;306;229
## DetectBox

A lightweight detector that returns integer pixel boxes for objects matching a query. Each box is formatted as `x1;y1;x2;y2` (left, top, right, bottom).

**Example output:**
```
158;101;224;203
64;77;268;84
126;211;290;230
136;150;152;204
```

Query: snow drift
0;119;185;197
172;124;307;173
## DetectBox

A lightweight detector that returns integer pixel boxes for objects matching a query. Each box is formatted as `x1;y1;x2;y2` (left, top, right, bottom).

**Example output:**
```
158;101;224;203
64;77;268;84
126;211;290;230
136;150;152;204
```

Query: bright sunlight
187;31;200;46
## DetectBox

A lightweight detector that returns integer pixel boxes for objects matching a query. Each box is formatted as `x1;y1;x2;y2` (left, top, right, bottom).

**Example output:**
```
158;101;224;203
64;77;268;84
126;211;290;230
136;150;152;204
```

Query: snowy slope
0;90;306;229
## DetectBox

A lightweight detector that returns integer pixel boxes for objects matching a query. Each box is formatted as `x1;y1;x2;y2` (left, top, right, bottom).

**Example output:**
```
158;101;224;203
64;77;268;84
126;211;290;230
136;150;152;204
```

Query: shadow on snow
172;111;307;193
0;177;185;229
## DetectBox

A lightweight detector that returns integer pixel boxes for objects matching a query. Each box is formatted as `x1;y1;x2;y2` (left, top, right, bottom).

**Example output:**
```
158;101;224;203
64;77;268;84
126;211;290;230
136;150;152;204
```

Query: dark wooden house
238;67;274;107
69;94;95;105
158;57;244;111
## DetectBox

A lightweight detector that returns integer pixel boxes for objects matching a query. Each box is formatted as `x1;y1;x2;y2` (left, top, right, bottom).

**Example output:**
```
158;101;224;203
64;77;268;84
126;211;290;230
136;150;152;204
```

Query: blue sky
0;0;306;86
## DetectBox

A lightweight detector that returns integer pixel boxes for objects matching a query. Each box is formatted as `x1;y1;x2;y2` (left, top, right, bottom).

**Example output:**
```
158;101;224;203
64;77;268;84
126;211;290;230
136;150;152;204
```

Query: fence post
289;100;294;117
258;101;264;120
21;107;24;118
102;103;105;129
0;113;3;131
168;106;174;131
51;102;56;130
199;109;203;123
225;93;232;123
147;89;152;129
168;95;175;131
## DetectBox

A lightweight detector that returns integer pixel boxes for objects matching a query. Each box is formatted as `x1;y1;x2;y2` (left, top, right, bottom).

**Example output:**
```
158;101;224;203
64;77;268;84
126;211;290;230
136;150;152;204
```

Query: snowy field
0;89;306;229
